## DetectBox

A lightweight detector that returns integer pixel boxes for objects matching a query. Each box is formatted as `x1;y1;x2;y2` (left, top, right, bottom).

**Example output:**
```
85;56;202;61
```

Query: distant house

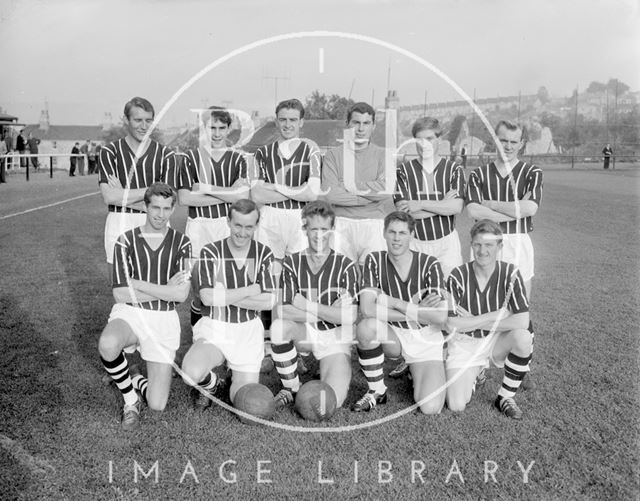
21;109;112;168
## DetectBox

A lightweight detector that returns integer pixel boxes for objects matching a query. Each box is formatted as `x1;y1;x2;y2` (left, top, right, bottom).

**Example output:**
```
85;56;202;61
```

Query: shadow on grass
0;294;63;498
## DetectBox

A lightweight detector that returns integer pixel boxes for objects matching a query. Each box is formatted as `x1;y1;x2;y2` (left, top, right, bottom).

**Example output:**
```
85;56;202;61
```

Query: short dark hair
347;102;375;124
206;106;232;127
275;99;305;119
494;119;523;138
384;211;415;232
411;117;442;138
470;219;503;242
124;97;155;119
229;198;260;223
301;200;336;227
143;182;176;207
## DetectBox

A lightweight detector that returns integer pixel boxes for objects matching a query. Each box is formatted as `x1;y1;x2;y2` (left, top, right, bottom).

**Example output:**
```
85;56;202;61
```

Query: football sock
198;371;218;391
497;352;532;400
101;352;138;406
190;300;202;327
131;374;148;402
271;341;300;392
357;345;387;394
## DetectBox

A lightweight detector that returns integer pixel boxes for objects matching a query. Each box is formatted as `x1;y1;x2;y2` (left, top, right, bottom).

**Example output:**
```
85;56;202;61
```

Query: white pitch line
0;191;100;221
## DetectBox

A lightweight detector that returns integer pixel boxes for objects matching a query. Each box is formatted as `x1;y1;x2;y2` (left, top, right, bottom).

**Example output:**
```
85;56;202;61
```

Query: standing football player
353;211;447;414
181;199;277;407
270;201;359;409
391;117;465;378
98;97;176;274
321;102;395;267
178;106;250;326
445;220;533;419
98;182;191;430
250;98;321;261
466;120;542;387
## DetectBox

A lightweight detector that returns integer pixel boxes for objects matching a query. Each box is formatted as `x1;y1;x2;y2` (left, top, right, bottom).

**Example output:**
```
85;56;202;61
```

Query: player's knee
269;318;291;344
180;362;204;387
98;330;121;358
146;393;168;412
356;317;380;344
418;398;444;415
512;328;533;353
446;394;468;413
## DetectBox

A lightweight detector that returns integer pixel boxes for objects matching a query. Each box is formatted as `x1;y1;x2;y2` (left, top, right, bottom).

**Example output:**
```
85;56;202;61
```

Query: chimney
385;90;399;110
102;112;113;131
39;108;50;132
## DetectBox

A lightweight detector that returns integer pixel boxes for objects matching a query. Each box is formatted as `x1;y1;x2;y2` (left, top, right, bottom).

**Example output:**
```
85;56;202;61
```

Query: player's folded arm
177;187;225;207
277;303;319;323
99;183;147;207
200;283;258;307
233;291;277;311
465;201;515;222
479;311;529;332
314;300;357;326
485;199;538;218
417;197;464;216
250;180;288;204
131;278;190;303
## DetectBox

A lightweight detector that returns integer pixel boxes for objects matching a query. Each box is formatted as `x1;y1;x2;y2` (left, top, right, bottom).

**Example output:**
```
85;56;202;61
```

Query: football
294;380;337;422
233;383;276;424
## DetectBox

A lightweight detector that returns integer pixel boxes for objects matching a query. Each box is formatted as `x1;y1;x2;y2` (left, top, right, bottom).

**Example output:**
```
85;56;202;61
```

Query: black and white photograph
0;0;638;499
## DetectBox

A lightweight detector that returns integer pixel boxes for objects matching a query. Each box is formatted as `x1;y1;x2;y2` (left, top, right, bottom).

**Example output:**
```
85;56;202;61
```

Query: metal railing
0;153;89;181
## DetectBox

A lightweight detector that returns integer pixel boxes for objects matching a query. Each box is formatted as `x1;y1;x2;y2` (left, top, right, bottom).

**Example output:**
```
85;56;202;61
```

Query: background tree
305;91;355;120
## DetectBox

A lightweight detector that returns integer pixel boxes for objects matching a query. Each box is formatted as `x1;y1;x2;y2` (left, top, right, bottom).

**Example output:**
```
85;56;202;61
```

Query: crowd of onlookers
0;130;101;182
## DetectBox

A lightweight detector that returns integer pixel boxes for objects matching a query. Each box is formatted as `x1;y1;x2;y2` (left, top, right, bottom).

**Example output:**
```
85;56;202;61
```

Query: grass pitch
0;165;638;500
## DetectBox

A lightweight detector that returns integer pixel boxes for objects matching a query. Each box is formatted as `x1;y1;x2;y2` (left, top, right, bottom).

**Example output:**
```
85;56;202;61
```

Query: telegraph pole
571;85;579;169
263;74;289;109
613;79;619;169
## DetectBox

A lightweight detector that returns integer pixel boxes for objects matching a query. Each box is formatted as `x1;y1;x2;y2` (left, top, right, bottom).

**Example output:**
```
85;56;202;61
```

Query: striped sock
271;341;300;392
190;300;202;327
357;345;387;394
131;374;148;402
497;352;532;399
101;353;138;406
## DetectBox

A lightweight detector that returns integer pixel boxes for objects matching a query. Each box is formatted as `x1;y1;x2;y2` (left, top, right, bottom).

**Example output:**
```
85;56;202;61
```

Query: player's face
471;232;502;267
348;112;374;143
384;220;412;257
124;106;154;143
209;119;230;149
303;215;333;254
228;210;260;249
415;128;439;159
146;195;175;231
276;108;303;140
496;125;523;163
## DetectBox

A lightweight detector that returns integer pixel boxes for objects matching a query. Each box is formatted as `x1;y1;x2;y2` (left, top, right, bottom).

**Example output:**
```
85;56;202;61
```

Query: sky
1;0;638;127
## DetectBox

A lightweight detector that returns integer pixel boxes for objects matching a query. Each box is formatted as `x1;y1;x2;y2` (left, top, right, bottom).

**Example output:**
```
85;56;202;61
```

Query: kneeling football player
181;199;277;409
98;182;192;431
353;211;447;414
270;201;359;409
445;219;533;419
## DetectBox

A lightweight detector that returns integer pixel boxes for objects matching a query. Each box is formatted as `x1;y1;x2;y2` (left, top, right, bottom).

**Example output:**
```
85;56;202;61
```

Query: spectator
460;144;468;169
602;143;613;170
27;133;40;170
16;129;26;167
79;139;89;175
70;142;79;176
88;141;97;174
0;134;7;183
